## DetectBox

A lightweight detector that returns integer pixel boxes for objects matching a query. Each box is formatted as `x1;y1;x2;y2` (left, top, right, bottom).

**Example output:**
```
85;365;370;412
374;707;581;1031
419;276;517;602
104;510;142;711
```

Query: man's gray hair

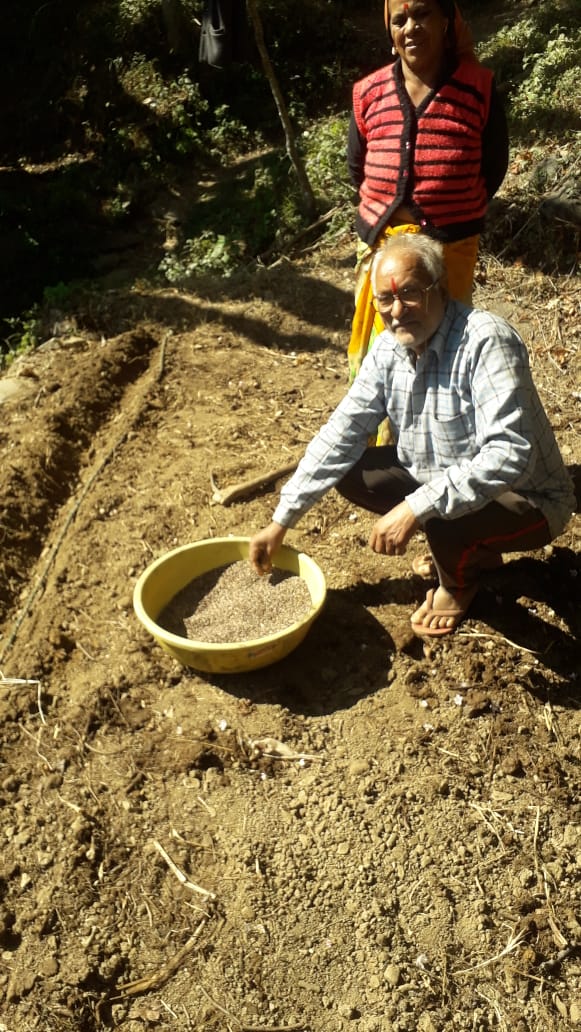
371;234;448;291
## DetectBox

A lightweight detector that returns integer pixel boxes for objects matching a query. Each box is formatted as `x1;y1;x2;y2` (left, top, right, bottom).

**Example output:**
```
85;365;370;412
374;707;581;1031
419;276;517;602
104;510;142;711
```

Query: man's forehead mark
391;275;398;294
403;2;410;14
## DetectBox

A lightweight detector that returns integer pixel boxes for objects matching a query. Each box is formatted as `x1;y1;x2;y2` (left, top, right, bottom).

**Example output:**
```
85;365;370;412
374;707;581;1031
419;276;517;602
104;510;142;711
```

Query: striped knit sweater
350;58;502;246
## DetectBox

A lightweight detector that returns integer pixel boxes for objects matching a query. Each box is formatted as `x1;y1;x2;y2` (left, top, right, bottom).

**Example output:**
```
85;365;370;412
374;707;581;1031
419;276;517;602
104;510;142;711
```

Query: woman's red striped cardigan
351;59;495;246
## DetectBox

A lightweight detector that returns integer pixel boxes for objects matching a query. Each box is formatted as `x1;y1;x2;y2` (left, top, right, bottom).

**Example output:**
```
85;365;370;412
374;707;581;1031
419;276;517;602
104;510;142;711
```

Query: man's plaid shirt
273;302;575;538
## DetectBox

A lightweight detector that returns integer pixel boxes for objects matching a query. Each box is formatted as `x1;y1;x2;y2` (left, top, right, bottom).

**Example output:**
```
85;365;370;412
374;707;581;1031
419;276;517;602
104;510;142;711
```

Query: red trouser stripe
455;516;549;588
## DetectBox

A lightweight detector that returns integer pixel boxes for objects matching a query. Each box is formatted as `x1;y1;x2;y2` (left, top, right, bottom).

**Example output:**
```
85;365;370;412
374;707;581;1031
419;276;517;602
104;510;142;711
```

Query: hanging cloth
199;0;248;68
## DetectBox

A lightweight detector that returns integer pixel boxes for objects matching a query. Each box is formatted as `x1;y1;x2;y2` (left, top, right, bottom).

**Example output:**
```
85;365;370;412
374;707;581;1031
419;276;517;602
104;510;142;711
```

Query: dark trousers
336;447;554;591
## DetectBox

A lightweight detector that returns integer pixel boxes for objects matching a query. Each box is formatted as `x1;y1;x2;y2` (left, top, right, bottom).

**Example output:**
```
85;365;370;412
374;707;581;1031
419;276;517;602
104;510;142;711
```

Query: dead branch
260;207;339;265
210;462;298;506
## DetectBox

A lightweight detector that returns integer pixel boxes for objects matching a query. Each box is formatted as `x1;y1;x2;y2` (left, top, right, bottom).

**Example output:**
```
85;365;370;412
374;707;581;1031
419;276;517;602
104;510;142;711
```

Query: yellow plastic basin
133;536;326;673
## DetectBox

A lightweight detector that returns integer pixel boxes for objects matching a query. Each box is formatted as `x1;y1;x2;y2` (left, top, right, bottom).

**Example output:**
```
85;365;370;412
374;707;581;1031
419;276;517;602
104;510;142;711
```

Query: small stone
383;963;401;986
338;1003;360;1019
349;758;370;777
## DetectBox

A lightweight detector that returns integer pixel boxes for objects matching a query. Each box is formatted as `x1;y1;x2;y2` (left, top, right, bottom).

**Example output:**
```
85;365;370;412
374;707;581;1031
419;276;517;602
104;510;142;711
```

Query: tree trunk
246;0;318;221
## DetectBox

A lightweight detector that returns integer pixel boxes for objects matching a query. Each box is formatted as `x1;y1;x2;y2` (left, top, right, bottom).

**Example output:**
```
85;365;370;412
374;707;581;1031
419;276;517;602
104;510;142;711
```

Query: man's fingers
251;547;272;575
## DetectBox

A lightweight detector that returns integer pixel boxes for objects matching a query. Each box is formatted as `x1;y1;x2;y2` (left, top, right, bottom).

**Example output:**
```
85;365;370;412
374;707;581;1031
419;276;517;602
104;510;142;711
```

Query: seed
158;561;313;643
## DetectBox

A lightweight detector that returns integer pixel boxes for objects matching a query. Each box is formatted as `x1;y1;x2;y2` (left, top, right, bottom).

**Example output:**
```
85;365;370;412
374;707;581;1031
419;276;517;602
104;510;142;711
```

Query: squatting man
249;234;575;638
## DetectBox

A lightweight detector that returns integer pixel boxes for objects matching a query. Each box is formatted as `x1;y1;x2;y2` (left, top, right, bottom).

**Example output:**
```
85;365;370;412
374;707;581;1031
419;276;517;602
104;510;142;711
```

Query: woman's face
388;0;449;77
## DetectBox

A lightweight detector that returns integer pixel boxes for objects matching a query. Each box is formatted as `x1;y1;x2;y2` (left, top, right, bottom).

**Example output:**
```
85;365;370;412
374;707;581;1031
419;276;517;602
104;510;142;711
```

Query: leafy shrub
478;4;581;135
207;105;256;160
158;153;291;281
303;115;352;207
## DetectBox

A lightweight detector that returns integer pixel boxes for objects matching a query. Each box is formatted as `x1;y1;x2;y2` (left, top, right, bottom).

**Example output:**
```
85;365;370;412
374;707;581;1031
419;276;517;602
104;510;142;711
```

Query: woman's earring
391;46;397;55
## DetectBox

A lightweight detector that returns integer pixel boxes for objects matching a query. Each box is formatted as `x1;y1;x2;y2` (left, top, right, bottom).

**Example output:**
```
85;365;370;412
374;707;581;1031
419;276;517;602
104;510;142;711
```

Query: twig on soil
19;722;54;771
197;984;240;1026
469;802;523;846
243;735;319;763
541;862;569;950
475;988;507;1030
242;1026;310;1031
532;806;541;882
56;792;83;815
76;641;97;661
457;629;541;654
153;839;216;900
160;999;179;1020
114;916;211;997
453;925;527;976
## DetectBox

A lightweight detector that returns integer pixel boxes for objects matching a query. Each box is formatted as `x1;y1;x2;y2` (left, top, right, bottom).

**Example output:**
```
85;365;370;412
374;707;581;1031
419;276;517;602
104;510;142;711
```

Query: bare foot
410;584;479;637
411;553;435;578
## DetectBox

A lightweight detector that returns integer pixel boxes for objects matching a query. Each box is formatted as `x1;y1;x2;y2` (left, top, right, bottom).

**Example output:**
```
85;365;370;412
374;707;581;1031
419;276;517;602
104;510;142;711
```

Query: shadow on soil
189;548;581;716
187;588;397;717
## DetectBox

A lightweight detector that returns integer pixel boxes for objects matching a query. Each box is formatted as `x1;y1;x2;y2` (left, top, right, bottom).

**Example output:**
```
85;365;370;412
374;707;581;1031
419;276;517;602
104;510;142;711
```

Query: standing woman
347;0;509;390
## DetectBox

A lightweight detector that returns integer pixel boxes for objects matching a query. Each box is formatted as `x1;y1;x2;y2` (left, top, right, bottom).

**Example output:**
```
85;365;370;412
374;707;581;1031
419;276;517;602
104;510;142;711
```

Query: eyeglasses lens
375;286;423;310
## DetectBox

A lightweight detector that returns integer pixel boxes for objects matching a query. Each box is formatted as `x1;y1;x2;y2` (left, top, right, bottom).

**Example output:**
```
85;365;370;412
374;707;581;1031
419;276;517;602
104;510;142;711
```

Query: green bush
478;4;581;135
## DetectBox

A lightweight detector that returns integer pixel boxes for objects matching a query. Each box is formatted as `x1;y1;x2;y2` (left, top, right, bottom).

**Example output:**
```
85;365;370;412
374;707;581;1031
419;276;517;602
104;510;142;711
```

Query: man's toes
411;588;434;625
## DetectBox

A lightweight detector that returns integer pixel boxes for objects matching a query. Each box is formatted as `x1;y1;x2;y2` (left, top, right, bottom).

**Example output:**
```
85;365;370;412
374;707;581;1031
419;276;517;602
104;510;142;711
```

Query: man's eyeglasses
372;280;439;314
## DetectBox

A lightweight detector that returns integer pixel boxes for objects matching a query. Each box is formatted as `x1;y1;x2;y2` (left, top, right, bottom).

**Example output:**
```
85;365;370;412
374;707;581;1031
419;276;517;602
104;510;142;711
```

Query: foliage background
0;0;579;359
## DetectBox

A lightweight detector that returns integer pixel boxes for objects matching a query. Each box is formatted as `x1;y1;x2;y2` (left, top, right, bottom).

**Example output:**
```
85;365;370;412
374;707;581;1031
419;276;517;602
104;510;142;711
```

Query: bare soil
0;219;580;1032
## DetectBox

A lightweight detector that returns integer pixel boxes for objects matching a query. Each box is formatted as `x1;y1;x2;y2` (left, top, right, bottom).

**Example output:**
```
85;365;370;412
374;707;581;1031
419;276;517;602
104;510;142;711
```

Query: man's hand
368;501;418;556
249;521;287;574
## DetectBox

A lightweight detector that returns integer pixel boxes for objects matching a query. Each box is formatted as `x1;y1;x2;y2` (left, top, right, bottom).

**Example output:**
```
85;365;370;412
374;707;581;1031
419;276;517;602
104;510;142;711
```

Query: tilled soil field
0;233;580;1032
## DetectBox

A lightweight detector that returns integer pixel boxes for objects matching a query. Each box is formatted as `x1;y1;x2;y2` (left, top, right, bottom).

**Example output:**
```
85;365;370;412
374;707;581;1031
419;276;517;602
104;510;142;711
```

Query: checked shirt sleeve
273;347;391;528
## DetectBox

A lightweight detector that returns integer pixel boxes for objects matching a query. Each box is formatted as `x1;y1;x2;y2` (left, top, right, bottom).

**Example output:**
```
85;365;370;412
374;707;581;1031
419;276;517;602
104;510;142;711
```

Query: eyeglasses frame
372;279;440;315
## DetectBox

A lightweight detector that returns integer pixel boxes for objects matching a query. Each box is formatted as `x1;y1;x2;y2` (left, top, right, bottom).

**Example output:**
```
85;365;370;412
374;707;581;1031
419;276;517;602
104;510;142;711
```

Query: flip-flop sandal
411;553;435;578
411;585;478;639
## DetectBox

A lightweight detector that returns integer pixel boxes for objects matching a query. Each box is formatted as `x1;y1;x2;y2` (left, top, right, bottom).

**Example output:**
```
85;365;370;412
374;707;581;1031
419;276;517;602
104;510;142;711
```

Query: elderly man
249;234;576;638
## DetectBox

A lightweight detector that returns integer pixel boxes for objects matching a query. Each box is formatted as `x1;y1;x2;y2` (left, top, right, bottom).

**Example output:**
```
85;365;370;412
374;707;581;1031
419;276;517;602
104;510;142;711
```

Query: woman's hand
368;501;418;556
249;522;287;574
